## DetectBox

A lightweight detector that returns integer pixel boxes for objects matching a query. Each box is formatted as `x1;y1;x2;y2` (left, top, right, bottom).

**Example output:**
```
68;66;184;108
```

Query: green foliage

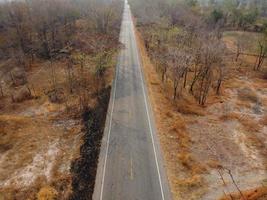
93;50;115;77
223;31;262;54
263;27;267;39
243;9;259;26
209;9;224;24
222;0;239;13
185;0;198;7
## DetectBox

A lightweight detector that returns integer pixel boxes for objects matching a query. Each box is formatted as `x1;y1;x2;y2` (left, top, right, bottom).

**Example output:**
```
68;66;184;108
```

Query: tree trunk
216;79;222;95
0;83;3;97
235;47;240;62
173;80;178;100
41;27;50;58
190;71;200;94
161;66;166;82
255;46;264;70
183;68;188;88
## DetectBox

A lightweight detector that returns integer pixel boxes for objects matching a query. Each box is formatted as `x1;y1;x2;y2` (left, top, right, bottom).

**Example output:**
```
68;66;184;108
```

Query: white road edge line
99;28;122;200
100;0;166;199
129;7;165;200
100;1;127;198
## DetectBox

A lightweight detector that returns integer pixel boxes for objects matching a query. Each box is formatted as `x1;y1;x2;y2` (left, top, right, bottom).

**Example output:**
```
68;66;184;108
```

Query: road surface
93;1;171;200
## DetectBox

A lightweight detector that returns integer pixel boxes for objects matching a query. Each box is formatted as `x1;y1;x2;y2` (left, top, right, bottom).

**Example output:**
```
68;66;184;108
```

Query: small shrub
177;175;203;189
37;186;58;200
12;86;32;103
260;115;267;126
178;153;193;170
45;88;65;103
10;67;27;86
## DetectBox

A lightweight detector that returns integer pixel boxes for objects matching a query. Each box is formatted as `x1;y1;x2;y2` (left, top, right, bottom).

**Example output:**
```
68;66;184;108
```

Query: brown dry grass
237;88;259;103
239;116;260;132
0;112;82;198
133;17;267;199
135;27;208;200
260;115;267;126
220;112;262;132
219;186;267;200
37;186;58;200
220;112;265;150
0;56;101;199
176;98;206;116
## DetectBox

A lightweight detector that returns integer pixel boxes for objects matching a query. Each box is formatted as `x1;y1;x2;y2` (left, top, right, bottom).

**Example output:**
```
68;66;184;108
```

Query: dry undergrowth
220;186;267;200
220;112;262;132
135;26;267;200
0;54;114;199
37;186;58;200
260;115;267;126
135;28;208;199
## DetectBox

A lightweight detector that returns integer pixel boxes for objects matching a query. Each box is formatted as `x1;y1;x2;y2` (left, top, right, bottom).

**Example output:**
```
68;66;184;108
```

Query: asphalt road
93;1;171;200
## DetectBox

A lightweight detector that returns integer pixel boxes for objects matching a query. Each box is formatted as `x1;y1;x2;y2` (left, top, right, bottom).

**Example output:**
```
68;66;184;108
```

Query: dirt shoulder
135;28;267;200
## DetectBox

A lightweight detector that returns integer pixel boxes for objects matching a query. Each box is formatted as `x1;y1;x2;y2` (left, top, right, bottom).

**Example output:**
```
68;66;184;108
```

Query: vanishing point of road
93;1;171;199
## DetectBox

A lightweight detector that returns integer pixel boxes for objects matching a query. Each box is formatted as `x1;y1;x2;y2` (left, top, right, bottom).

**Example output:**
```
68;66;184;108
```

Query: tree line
0;0;123;110
0;0;122;59
130;0;226;105
130;0;267;105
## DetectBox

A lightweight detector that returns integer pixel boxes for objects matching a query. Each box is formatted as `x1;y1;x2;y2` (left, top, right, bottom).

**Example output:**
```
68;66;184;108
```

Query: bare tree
66;58;75;94
254;34;267;70
193;33;225;105
90;0;122;34
169;49;188;100
0;81;3;98
157;47;169;83
215;63;225;95
235;35;246;62
190;44;203;94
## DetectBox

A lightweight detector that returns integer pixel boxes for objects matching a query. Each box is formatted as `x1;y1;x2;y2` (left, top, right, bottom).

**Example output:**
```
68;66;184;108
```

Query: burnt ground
0;55;114;199
70;87;111;200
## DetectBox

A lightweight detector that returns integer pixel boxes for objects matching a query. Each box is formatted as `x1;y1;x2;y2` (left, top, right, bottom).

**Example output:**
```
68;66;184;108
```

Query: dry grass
219;186;267;200
206;159;223;169
0;111;82;198
176;175;204;189
135;27;208;200
237;88;259;103
220;112;241;121
239;116;261;133
135;23;267;200
260;115;267;126
0;57;96;198
220;112;262;132
176;99;206;116
223;31;262;55
37;186;58;200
